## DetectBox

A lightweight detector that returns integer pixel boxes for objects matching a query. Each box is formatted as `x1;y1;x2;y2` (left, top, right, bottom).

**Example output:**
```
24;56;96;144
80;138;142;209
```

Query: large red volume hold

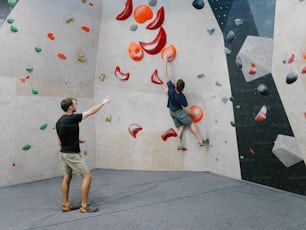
146;6;165;30
116;0;133;20
139;27;167;55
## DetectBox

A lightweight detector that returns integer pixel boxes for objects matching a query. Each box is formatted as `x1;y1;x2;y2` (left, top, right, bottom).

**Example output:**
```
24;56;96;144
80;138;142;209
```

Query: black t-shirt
167;80;188;112
56;113;83;153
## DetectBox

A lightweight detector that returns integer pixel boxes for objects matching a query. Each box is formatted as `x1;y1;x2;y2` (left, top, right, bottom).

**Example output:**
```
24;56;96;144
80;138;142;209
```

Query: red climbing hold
255;105;267;122
248;63;256;75
114;66;130;80
161;128;177;141
128;123;143;138
151;69;164;84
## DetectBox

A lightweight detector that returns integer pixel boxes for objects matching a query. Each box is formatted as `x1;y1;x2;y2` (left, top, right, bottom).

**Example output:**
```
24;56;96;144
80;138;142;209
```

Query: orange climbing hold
133;4;153;24
81;26;90;32
161;128;177;141
161;44;177;62
48;33;55;40
128;42;144;61
57;53;67;60
189;105;204;123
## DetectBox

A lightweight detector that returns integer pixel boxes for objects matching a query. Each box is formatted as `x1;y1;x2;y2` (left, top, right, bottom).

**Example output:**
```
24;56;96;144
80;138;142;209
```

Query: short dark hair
60;98;76;111
176;79;185;93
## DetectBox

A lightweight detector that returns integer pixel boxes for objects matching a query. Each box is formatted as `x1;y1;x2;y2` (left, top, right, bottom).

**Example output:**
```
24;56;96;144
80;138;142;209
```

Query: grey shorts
60;152;89;175
170;109;193;128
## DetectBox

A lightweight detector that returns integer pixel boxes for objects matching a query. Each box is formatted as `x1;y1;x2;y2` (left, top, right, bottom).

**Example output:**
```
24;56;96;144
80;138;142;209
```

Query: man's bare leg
62;173;72;207
81;172;92;208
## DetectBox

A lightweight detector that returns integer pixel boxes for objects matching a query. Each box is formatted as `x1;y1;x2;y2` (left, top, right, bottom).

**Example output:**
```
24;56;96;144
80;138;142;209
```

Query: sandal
177;146;188;151
199;139;209;146
62;203;80;212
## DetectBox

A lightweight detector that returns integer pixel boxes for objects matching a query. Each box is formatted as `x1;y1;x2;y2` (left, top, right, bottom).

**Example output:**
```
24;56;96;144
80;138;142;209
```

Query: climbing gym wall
208;0;306;195
0;0;102;186
94;0;240;178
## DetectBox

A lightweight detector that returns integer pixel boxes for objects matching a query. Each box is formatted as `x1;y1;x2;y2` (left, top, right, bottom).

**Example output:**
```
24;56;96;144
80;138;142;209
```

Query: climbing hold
192;0;205;9
196;73;205;79
32;88;38;95
255;105;267;122
226;31;235;43
249;148;255;155
40;123;48;130
105;115;111;122
7;18;14;24
82;150;88;156
34;47;42;53
89;2;94;6
230;121;235;127
207;28;215;35
221;97;228;103
10;25;18;32
130;24;138;31
78;54;86;62
235;56;242;68
288;53;295;64
66;18;74;23
114;66;130;80
81;0;87;3
286;71;298;84
128;42;144;61
146;6;164;30
189;105;204;123
20;74;30;83
224;47;231;55
134;4;153;24
148;0;157;7
8;0;17;7
302;66;306;74
81;26;90;32
257;84;269;95
128;123;143;138
215;81;222;86
248;63;256;75
139;27;167;55
303;50;306;60
151;69;164;84
161;44;176;62
98;73;106;81
22;144;31;151
57;53;67;60
161;128;177;141
234;18;243;26
116;0;133;20
47;33;55;40
26;67;33;72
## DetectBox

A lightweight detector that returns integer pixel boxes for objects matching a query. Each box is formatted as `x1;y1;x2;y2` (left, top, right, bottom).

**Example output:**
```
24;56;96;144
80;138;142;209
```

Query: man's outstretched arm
164;60;169;82
82;96;111;120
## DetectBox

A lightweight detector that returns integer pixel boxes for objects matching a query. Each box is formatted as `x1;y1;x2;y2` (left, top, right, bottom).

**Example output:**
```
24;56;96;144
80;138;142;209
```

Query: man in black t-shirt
56;96;110;213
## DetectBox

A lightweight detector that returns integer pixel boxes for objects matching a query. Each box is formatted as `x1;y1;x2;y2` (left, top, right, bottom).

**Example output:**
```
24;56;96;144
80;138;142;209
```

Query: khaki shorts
60;152;89;175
